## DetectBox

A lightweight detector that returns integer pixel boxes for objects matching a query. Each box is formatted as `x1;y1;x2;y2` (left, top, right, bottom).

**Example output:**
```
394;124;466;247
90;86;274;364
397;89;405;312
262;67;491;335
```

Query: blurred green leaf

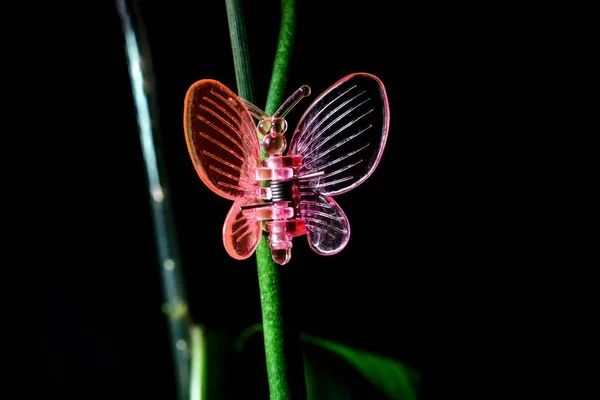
190;324;235;400
303;352;352;399
235;324;420;399
302;333;420;400
189;325;206;400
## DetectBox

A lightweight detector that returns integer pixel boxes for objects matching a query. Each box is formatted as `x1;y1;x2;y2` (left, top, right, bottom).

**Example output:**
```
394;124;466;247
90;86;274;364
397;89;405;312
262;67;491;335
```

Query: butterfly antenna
273;85;311;119
240;98;270;120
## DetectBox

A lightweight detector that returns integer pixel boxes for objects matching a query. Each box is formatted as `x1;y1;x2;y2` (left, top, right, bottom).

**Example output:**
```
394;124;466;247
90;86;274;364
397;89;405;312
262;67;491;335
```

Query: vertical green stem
260;0;304;398
256;237;306;400
264;0;296;116
225;0;256;104
117;2;191;400
227;1;303;399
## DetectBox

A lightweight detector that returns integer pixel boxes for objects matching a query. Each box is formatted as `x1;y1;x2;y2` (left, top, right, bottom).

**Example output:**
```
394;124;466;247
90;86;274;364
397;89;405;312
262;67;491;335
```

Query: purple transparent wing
289;73;389;255
184;79;261;200
298;194;350;255
288;73;389;196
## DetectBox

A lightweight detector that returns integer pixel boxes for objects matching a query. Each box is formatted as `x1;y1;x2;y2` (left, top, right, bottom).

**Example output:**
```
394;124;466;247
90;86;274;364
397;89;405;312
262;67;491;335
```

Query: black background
33;0;513;398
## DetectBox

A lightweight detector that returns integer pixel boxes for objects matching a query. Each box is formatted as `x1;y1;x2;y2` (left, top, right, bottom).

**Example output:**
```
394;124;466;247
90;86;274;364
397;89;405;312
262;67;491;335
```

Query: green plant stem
255;243;290;399
225;0;256;104
117;2;191;400
264;0;296;117
227;1;303;399
261;0;305;398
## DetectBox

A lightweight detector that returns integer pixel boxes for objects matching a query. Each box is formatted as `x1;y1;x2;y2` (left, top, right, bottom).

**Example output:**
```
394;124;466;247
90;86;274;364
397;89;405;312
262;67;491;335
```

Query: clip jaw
236;85;314;265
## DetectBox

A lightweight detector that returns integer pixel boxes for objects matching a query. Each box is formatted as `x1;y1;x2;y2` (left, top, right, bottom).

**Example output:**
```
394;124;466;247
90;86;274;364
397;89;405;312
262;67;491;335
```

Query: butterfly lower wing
289;73;389;196
298;191;350;255
223;199;262;259
184;79;261;200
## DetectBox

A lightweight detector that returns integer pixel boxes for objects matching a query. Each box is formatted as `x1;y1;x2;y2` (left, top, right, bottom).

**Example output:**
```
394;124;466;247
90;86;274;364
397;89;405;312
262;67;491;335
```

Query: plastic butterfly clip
184;73;389;265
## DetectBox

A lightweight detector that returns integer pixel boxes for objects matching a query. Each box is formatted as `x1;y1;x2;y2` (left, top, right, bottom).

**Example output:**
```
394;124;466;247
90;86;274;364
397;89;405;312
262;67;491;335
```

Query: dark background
34;0;509;398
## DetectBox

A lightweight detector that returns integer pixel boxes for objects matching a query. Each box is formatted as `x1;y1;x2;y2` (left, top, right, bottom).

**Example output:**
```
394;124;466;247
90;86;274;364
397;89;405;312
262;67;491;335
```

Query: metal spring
270;180;293;202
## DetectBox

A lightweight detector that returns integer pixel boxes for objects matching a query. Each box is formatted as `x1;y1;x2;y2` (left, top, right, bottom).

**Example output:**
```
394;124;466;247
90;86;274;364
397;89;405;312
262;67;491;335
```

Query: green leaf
302;334;420;400
303;352;353;399
189;324;235;400
189;325;206;400
235;324;420;399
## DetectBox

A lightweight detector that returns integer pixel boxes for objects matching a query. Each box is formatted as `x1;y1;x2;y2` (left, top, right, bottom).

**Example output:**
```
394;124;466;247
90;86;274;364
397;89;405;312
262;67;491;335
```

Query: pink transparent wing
289;73;389;196
184;79;261;200
223;199;262;259
298;193;350;255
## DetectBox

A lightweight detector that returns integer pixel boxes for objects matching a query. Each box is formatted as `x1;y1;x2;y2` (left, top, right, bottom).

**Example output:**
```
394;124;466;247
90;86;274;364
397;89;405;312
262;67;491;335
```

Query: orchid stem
226;0;304;398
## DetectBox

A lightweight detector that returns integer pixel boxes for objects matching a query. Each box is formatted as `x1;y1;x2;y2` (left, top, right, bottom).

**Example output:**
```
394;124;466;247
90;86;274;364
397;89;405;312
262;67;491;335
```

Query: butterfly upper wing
289;73;389;195
184;79;262;259
184;79;261;200
289;73;389;255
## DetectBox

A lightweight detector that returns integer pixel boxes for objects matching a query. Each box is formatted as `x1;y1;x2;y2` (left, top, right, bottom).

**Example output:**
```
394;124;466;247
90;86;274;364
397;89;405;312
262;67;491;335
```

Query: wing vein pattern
184;80;262;259
289;73;389;255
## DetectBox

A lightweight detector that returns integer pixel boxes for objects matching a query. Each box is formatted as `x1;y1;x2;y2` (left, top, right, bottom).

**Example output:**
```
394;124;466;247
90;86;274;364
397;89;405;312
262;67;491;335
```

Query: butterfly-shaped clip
184;73;389;265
